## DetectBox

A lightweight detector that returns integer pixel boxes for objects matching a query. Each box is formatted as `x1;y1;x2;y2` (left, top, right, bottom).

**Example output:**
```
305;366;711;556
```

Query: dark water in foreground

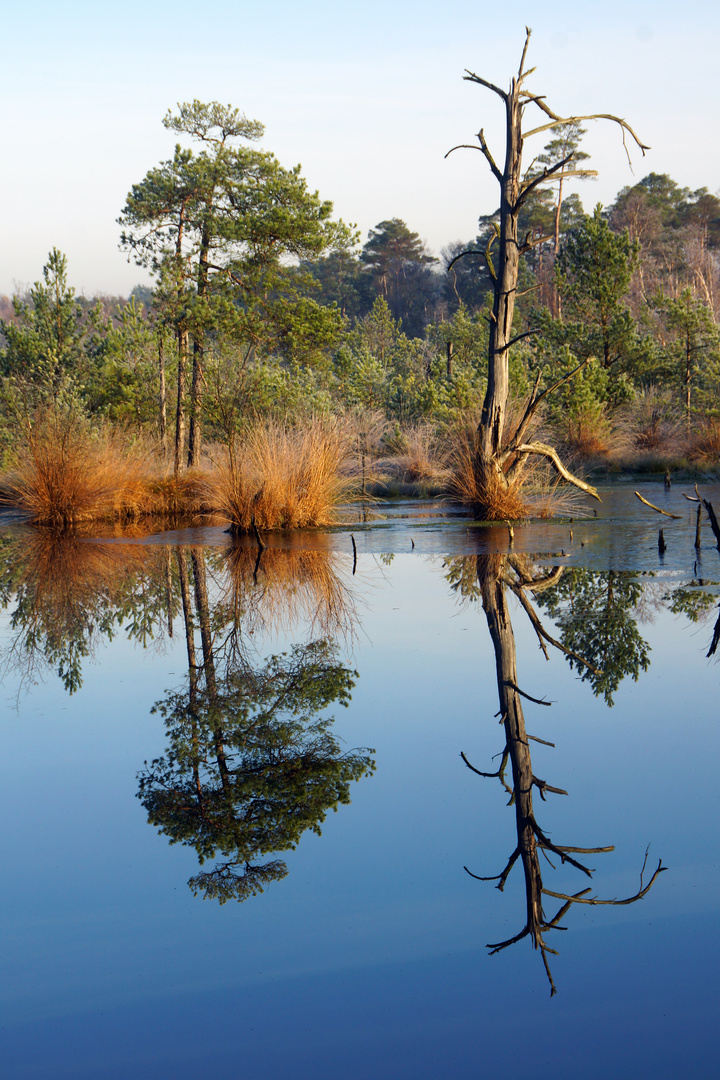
0;483;718;1078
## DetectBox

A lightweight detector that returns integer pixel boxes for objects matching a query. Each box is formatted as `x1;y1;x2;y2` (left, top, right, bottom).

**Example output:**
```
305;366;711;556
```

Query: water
0;482;718;1078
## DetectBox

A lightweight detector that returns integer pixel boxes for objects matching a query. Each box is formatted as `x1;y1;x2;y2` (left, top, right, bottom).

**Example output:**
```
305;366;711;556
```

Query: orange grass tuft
204;418;357;533
447;420;531;521
0;409;152;526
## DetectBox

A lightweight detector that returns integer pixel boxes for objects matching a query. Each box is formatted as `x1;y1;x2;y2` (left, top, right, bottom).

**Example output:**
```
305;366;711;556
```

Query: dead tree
462;554;664;994
446;28;648;517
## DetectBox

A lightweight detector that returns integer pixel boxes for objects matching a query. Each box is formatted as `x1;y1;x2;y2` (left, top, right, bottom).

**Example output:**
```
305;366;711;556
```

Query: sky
1;0;717;298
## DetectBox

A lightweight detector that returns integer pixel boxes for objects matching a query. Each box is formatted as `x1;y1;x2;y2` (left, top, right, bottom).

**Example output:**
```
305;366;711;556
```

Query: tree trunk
188;210;213;469
174;326;189;474
479;93;522;476
158;333;167;456
188;338;203;467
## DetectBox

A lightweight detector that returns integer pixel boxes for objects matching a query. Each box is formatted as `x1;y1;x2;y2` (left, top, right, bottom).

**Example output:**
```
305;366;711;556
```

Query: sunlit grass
204;417;358;533
0;408;152;526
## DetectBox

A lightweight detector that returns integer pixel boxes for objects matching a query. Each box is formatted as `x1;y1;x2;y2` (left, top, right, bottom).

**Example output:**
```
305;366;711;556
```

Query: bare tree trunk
174;326;189;474
187;339;203;468
685;329;692;425
158;333;167;456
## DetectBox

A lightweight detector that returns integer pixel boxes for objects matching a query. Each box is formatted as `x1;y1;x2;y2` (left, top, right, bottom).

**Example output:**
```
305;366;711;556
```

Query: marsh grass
686;418;720;463
447;420;531;520
0;408;356;530
205;418;357;533
373;423;451;496
558;405;614;461
0;408;154;526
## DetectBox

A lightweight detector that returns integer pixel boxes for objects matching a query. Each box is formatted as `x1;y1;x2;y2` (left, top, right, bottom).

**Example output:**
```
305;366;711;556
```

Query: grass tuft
0;408;152;527
447;420;531;521
204;418;357;533
686;418;720;463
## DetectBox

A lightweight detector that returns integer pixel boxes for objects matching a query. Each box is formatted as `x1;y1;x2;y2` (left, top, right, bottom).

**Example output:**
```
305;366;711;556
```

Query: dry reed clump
446;419;531;521
686;418;720;462
614;389;684;459
343;409;390;495
205;419;357;533
375;423;451;493
143;470;208;517
524;463;588;519
557;405;614;461
0;409;156;527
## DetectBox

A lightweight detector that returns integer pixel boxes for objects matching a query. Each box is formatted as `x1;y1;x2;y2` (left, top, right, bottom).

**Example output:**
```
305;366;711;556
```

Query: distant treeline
1;102;719;476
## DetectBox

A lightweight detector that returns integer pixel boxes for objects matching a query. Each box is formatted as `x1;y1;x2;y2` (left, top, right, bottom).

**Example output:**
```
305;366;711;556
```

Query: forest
1;93;719;528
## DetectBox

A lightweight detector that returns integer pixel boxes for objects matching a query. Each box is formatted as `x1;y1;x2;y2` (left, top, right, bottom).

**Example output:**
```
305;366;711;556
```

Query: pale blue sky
1;0;716;296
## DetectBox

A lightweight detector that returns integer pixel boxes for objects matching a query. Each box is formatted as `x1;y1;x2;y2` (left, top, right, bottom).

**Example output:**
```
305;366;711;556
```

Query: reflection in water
1;532;715;971
222;543;360;645
533;569;651;705
0;533;174;693
0;536;360;694
0;533;373;901
447;555;666;994
139;547;374;902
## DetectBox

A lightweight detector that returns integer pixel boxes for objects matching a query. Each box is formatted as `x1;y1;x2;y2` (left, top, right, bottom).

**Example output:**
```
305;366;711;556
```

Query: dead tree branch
634;491;681;519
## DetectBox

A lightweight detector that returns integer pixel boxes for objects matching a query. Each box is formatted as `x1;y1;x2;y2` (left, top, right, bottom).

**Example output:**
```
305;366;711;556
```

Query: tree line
1;96;719;478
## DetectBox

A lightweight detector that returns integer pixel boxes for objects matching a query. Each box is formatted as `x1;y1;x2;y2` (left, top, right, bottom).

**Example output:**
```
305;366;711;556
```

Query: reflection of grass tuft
223;545;358;642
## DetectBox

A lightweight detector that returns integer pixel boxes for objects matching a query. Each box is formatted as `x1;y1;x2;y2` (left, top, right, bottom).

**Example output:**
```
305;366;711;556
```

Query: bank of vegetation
1;96;719;528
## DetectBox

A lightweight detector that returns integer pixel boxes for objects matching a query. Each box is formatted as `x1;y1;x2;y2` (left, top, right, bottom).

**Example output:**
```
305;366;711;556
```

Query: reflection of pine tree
536;570;650;706
139;639;373;903
138;548;373;904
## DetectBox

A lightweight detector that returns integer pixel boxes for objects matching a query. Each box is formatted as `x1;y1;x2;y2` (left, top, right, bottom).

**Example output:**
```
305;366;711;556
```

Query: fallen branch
634;491;681;519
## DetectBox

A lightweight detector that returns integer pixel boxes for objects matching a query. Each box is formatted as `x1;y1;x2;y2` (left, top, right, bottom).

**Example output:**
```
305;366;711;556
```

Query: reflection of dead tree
707;607;720;658
463;554;665;994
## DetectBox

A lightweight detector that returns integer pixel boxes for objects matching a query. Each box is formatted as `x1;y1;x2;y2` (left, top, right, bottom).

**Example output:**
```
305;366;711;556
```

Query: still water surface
0;483;718;1078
